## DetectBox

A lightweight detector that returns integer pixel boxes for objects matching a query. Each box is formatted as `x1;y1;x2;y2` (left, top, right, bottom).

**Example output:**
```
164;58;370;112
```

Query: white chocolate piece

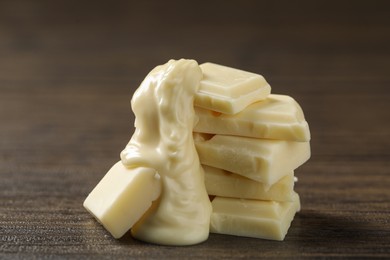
194;134;310;186
194;63;271;114
210;193;300;241
83;161;161;239
120;59;212;246
203;165;295;202
194;94;310;142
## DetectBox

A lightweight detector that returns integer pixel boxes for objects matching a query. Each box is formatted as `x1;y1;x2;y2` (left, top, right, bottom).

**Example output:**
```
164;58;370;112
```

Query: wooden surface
1;0;390;258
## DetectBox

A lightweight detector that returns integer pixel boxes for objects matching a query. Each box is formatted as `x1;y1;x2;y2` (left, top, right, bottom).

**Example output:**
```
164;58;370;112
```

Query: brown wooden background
1;0;390;258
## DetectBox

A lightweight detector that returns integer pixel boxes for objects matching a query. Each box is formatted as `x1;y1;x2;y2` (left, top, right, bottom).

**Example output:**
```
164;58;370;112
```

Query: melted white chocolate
120;59;212;246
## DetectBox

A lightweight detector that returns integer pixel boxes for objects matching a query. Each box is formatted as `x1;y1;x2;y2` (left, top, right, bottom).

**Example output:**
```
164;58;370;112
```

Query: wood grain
1;0;390;258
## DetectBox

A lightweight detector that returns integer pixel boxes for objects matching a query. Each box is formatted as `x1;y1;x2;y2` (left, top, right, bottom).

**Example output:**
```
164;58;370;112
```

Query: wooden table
1;1;389;258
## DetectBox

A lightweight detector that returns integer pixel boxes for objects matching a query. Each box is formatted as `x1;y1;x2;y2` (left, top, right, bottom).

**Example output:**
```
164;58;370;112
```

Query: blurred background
2;0;389;79
1;0;389;162
0;0;389;257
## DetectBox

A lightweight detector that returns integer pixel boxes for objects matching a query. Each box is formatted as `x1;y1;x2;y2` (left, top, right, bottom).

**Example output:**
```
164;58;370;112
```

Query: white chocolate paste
120;59;212;246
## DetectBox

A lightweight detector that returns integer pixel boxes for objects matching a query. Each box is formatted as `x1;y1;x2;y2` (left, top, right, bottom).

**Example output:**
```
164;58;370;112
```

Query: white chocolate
195;94;310;142
210;193;300;241
194;63;271;114
204;165;295;202
195;134;310;186
120;59;212;246
84;59;310;245
83;161;161;238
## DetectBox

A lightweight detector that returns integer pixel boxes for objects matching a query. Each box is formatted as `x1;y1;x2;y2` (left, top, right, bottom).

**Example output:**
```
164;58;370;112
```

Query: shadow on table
291;209;387;250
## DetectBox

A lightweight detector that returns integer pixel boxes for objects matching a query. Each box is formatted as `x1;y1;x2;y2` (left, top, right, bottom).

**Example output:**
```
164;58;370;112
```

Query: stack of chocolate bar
193;63;311;241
